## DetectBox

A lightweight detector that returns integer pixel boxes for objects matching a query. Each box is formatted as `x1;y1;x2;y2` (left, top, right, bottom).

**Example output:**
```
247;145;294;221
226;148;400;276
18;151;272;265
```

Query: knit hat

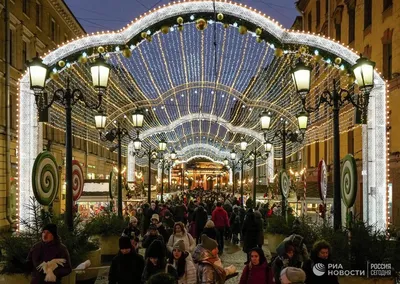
130;216;138;223
146;239;166;258
173;239;186;252
280;267;306;283
201;234;218;251
204;220;215;228
151;214;160;222
119;236;131;250
43;223;58;239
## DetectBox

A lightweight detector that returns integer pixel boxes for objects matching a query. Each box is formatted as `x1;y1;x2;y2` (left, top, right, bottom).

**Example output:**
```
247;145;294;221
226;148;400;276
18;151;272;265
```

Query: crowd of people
26;190;340;284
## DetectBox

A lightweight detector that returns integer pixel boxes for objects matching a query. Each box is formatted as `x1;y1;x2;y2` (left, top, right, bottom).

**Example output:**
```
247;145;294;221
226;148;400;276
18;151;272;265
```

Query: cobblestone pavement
220;240;272;284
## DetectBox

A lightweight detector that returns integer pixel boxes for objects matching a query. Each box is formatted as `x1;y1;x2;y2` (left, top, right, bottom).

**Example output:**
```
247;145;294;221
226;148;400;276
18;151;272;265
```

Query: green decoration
279;170;290;198
31;151;59;206
341;154;358;208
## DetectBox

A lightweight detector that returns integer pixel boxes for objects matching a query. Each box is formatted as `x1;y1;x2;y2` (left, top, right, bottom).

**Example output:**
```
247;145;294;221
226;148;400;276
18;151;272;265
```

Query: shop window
348;7;355;43
364;0;372;29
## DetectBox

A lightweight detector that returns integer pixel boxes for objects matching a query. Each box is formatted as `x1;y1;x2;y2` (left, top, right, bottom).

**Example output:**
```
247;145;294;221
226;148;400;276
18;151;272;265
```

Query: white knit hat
280;267;306;283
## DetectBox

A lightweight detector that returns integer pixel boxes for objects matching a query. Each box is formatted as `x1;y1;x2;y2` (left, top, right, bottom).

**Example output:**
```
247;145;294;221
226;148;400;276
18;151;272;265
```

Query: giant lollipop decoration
279;170;290;199
109;169;118;199
32;152;60;206
341;154;358;208
72;160;84;201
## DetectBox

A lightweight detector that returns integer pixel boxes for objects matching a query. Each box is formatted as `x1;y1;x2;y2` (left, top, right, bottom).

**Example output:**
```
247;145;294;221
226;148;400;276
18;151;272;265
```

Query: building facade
295;0;398;227
0;0;120;229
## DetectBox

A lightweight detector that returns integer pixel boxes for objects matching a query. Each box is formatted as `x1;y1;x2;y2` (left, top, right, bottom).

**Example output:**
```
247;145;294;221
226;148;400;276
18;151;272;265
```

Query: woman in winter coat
193;206;208;244
239;247;274;284
167;222;196;254
142;240;177;283
192;235;226;284
272;242;296;284
168;240;197;284
202;220;218;240
302;240;339;284
241;209;261;262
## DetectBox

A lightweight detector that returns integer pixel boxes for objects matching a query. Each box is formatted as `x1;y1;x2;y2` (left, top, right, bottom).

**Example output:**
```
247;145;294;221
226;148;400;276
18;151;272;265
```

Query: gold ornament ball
223;23;229;29
255;28;262;35
299;46;306;53
335;57;342;65
256;37;263;43
141;31;148;39
274;48;283;57
178;25;184;32
196;18;208;31
146;35;152;42
50;72;59;81
314;54;323;62
217;13;224;21
161;26;169;34
295;52;301;58
177;17;184;25
340;69;347;76
97;46;105;53
122;48;132;58
238;25;247;35
58;60;65;67
78;56;88;64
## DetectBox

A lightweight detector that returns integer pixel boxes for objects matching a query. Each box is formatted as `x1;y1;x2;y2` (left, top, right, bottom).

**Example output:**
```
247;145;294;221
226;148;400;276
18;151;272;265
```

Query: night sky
64;0;300;34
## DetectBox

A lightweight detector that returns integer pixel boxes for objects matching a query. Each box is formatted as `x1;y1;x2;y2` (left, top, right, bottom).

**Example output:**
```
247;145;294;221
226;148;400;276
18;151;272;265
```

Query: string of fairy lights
36;7;365;165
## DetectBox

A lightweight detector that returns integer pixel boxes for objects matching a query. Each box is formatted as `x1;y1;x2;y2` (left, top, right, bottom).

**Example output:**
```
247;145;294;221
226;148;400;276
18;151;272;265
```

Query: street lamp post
96;109;144;217
291;55;375;230
260;111;307;220
97;122;137;217
28;56;110;230
248;144;270;208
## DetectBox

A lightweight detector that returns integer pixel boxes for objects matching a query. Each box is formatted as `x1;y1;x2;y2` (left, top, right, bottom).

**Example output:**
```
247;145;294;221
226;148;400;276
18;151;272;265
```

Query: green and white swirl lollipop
341;154;358;208
280;170;290;199
31;152;59;206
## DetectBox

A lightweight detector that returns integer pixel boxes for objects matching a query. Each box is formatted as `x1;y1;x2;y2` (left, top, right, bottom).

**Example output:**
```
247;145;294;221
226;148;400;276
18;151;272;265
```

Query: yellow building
0;0;119;229
295;0;398;226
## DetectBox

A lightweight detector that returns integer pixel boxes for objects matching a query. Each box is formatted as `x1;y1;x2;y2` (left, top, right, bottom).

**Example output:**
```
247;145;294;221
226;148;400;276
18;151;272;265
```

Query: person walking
26;224;72;284
108;236;145;284
193;205;208;244
272;242;296;284
302;240;339;284
166;222;196;255
202;220;218;240
211;202;230;254
241;209;261;263
192;235;226;284
239;247;274;284
168;240;197;284
142;240;177;283
142;224;165;257
122;216;141;239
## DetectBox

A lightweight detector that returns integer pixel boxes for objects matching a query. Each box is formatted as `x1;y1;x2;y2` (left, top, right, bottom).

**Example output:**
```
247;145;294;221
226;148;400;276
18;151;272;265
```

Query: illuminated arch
19;0;387;230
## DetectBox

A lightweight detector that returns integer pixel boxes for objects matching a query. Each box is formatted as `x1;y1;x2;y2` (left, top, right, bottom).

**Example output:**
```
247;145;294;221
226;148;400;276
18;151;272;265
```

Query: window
36;2;42;27
22;41;28;69
23;0;29;15
50;19;56;41
308;12;312;32
316;1;321;27
364;0;372;29
348;8;355;43
383;42;392;79
383;0;393;11
64;33;68;43
335;23;341;41
348;130;354;154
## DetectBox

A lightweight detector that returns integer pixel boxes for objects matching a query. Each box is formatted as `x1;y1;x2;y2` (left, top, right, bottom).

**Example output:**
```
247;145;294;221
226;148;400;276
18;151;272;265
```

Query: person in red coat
239;247;274;284
211;202;230;254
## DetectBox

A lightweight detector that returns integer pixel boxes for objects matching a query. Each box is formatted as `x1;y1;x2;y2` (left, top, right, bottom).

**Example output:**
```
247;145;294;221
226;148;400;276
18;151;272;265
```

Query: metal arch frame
138;113;265;141
19;0;387;229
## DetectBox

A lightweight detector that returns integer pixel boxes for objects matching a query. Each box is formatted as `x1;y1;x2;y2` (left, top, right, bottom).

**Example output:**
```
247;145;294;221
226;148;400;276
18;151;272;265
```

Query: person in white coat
168;240;197;284
167;222;195;254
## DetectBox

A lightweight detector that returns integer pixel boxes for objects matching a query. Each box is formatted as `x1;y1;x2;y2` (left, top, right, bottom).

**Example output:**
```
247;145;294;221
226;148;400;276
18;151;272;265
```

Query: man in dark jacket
241;209;261;263
211;202;230;254
109;236;145;284
193;206;208;244
142;224;165;257
26;224;72;284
